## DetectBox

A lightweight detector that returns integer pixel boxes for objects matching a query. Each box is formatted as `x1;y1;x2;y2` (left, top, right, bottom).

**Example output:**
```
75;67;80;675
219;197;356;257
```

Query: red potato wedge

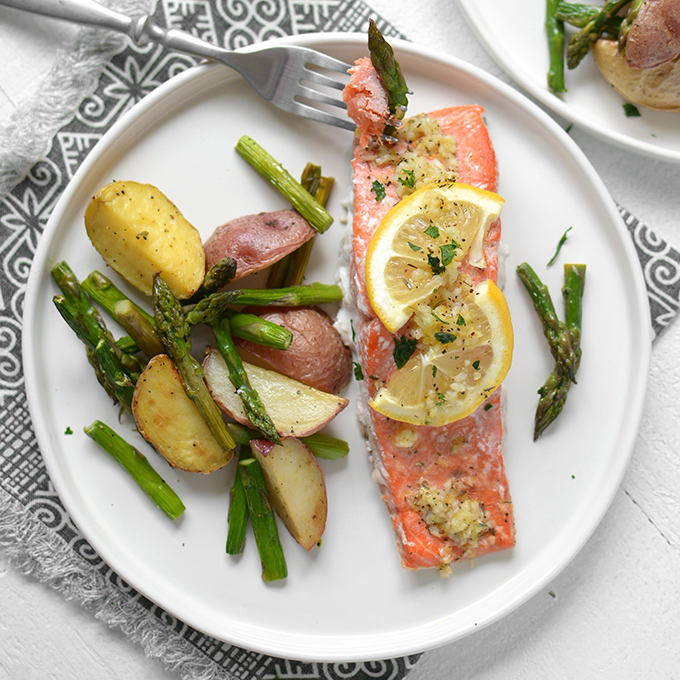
133;354;232;473
203;348;348;437
626;0;680;69
234;306;352;394
203;210;315;280
250;438;327;550
84;181;205;299
594;38;680;110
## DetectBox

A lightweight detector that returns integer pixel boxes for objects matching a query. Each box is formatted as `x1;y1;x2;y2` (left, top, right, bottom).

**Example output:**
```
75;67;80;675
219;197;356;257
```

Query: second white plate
459;0;680;162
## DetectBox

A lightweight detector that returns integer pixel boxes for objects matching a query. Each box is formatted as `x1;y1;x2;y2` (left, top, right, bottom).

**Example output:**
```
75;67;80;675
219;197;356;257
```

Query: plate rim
22;32;652;661
458;0;680;163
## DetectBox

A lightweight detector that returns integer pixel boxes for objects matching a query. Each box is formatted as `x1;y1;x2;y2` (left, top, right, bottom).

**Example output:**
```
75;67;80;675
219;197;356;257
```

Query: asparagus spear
185;257;238;304
368;18;409;120
267;163;335;288
239;457;288;581
152;273;236;454
530;264;586;440
618;0;644;47
516;262;577;383
566;0;632;69
184;282;343;326
546;0;568;93
235;135;333;233
114;299;165;359
84;420;185;519
212;317;282;445
226;446;250;554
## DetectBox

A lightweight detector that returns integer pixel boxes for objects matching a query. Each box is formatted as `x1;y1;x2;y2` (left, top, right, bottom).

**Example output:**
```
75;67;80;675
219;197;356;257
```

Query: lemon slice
365;181;505;333
369;279;513;426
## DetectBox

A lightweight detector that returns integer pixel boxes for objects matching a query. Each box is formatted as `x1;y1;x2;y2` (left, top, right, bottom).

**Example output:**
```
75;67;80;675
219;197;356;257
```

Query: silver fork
0;0;355;130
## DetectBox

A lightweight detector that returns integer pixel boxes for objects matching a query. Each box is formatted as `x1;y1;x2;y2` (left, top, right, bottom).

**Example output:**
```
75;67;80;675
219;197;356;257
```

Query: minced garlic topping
362;114;459;197
408;481;492;551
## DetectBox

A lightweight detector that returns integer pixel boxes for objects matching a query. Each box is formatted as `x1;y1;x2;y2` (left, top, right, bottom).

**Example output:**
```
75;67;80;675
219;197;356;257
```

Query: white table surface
1;1;679;678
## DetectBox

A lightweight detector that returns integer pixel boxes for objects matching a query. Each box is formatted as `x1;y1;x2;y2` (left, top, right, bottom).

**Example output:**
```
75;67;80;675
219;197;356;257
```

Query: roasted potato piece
626;0;680;69
593;38;680;111
203;210;315;280
133;354;232;473
250;438;327;551
234;306;352;394
203;349;348;437
85;180;205;299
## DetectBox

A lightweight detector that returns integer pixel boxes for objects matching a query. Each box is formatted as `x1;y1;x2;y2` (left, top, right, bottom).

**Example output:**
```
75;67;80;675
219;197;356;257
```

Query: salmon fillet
343;105;515;574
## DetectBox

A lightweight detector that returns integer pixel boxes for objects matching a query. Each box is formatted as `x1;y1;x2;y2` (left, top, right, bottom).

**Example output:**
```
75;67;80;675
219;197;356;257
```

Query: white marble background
1;1;679;678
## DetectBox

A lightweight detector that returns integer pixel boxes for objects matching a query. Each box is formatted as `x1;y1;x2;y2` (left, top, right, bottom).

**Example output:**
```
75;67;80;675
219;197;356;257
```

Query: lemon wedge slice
369;279;513;426
365;181;505;333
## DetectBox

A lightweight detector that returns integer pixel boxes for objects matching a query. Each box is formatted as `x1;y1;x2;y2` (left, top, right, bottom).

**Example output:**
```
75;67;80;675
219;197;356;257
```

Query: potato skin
85;181;205;299
594;38;680;111
626;0;680;69
132;354;232;473
234;306;352;394
203;210;315;280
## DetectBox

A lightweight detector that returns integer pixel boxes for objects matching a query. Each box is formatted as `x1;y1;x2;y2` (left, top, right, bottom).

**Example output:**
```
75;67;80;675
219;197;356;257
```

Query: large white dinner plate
23;34;650;661
459;0;680;161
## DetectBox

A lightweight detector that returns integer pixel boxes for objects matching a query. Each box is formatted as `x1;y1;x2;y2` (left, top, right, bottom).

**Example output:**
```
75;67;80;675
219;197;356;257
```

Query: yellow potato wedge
250;437;327;550
203;348;348;437
84;180;205;299
133;354;232;473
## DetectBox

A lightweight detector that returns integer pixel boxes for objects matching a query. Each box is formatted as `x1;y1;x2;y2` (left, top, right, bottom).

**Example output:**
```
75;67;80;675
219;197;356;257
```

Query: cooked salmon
343;88;515;573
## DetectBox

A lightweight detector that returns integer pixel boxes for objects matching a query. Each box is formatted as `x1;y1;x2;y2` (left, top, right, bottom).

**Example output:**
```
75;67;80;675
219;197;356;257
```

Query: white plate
23;34;651;661
459;0;680;161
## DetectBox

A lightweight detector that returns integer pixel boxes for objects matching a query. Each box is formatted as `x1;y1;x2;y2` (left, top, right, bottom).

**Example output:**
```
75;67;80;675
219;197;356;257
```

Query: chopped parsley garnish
484;403;493;411
547;226;572;266
623;102;641;117
407;241;422;252
434;331;456;344
371;180;386;201
353;362;364;381
439;243;457;267
427;253;445;275
472;360;481;370
350;319;356;341
393;335;417;369
398;169;416;188
456;313;466;326
64;426;73;435
431;310;449;324
424;225;440;239
432;365;438;377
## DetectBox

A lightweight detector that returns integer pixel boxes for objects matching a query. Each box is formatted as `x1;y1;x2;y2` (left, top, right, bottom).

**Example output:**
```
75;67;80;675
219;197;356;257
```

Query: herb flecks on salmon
344;64;515;575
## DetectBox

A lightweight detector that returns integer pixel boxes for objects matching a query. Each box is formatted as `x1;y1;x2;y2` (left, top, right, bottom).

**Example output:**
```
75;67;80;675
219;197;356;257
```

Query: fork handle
0;0;234;64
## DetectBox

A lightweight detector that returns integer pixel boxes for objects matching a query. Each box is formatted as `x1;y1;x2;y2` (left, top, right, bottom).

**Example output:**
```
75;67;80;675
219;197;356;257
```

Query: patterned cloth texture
0;0;678;678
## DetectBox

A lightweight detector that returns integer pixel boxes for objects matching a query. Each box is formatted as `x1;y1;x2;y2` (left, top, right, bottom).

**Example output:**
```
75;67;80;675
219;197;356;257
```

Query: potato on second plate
85;180;205;299
133;354;232;473
203;348;348;437
250;437;327;550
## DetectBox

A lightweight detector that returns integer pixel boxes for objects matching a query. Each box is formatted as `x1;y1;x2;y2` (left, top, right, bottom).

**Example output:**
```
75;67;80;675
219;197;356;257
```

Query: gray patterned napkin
0;0;678;679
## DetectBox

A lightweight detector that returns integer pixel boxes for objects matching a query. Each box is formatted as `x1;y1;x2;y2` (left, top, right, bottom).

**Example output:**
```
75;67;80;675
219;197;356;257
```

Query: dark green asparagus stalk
185;257;238;304
235;136;333;233
83;270;155;324
212;318;282;445
517;262;577;383
225;310;293;350
555;2;600;26
84;420;185;519
226;446;250;554
51;262;140;404
114;299;166;358
239;457;288;582
618;0;644;47
267;163;335;288
566;0;632;68
152;274;236;454
368;18;409;121
533;263;586;440
184;282;343;326
546;0;567;93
